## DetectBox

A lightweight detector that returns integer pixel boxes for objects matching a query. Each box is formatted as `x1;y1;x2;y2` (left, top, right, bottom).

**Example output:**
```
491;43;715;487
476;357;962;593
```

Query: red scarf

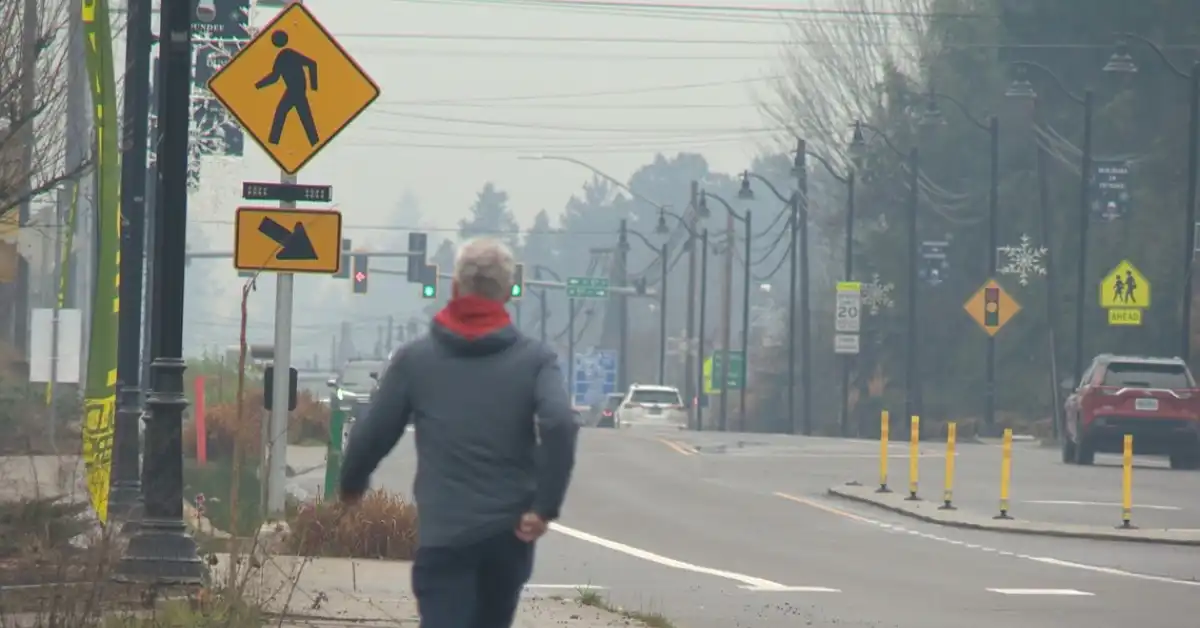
433;294;512;340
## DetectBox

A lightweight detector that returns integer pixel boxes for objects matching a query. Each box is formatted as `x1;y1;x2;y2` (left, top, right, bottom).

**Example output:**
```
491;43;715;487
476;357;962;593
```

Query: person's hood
430;294;518;356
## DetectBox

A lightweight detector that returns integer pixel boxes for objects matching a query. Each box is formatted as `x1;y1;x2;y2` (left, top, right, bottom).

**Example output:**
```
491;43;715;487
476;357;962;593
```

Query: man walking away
339;237;579;628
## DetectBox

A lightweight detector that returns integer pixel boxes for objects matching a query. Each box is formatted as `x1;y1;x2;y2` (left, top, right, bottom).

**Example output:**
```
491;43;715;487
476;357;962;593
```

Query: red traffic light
355;271;366;282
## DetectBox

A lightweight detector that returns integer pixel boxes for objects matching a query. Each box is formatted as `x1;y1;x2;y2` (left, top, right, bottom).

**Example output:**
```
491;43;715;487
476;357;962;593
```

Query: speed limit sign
835;281;862;333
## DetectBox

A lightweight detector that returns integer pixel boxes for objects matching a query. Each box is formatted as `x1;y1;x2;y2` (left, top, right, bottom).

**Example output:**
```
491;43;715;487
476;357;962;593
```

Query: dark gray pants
412;531;535;628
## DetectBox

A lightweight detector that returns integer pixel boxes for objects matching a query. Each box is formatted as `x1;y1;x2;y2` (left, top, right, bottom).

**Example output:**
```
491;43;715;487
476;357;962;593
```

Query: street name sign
234;207;343;274
207;3;380;174
242;181;333;203
567;276;610;299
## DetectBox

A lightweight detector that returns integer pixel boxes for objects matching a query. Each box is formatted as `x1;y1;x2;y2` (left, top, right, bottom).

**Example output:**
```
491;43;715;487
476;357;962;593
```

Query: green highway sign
566;276;610;299
704;350;745;392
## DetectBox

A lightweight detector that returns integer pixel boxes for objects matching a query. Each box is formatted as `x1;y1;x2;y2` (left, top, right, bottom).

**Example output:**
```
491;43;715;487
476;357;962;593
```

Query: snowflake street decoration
997;234;1048;286
861;273;895;315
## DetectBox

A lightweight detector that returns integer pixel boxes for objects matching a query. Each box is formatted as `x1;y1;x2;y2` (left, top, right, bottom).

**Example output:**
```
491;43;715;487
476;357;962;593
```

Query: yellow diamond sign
1099;260;1150;326
207;3;380;174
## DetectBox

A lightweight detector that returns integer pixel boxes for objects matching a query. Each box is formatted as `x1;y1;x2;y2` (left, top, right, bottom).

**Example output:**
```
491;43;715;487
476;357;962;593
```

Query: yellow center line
658;438;697;456
774;491;875;524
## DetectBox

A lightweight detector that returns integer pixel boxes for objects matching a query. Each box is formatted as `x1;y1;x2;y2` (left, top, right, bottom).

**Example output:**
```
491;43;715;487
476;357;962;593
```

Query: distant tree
459;182;520;251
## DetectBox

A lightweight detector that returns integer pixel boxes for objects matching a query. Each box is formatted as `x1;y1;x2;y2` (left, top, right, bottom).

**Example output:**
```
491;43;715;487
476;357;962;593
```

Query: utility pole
684;181;699;415
905;147;922;428
617;219;630;391
110;0;154;523
718;210;735;431
13;0;37;354
796;141;813;436
539;289;548;344
657;242;668;385
787;190;799;433
739;209;752;430
115;0;204;584
695;229;709;430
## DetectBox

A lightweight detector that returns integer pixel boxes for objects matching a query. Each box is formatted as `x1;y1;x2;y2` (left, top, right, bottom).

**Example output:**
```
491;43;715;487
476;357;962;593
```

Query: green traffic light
422;284;436;298
511;285;522;298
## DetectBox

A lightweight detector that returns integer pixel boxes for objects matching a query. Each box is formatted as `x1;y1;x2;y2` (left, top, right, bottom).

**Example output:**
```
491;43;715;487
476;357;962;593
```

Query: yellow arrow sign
207;3;380;174
234;207;343;274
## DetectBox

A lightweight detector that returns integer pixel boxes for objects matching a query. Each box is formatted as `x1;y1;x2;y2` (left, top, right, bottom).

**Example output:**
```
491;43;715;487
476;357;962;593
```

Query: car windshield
630;389;681;405
340;361;384;392
1102;362;1194;389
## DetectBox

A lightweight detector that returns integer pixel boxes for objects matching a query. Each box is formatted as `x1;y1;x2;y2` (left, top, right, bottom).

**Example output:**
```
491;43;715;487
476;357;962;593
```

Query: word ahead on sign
234;207;343;274
206;2;380;175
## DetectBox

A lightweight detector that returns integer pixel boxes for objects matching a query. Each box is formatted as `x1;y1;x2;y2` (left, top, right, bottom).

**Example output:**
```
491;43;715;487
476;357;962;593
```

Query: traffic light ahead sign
964;278;1020;336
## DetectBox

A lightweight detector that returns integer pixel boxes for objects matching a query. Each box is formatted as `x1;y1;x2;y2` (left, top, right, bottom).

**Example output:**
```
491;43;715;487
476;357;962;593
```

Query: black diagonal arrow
258;217;318;260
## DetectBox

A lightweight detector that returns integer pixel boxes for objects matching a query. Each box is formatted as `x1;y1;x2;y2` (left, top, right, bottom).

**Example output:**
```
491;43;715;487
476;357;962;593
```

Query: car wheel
1061;435;1076;464
1169;448;1200;470
1074;437;1095;466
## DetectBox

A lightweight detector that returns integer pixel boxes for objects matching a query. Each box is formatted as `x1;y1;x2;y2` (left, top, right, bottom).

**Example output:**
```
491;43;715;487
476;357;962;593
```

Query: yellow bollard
995;428;1013;520
876;411;891;493
906;415;920;501
940;422;956;510
1120;434;1135;529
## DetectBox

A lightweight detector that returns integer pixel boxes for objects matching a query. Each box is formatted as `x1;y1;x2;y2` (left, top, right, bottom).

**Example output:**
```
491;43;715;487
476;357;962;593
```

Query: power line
338;136;756;153
388;0;1000;20
377;75;778;106
365;109;780;134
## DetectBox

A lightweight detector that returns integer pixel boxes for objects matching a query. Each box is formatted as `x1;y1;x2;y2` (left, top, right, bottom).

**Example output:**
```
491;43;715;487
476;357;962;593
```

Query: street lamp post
658;204;710;421
114;0;204;584
696;229;710;431
919;87;1002;430
617;220;630;392
700;191;751;431
627;227;671;385
803;152;857;436
743;170;804;434
850;121;923;428
1105;36;1200;363
1006;62;1094;385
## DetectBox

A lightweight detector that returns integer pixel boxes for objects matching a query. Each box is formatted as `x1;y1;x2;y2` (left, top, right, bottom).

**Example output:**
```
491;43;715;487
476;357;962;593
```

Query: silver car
615;384;687;429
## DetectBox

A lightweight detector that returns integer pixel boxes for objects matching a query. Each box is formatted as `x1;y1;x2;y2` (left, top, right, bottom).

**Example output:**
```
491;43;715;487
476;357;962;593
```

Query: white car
615;384;687;429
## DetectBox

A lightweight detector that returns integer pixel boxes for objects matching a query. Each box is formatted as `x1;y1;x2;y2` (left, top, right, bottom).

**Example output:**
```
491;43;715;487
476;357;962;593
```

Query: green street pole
324;394;346;499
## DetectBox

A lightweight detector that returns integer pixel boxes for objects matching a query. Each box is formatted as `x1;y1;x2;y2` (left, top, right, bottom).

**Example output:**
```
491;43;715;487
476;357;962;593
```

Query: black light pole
919;88;1001;429
700;190;751;431
696;229;709;431
115;0;204;584
794;140;813;436
657;206;708;402
626;228;670;385
1105;37;1200;363
743;171;801;434
850;121;923;426
805;153;856;436
1007;63;1093;383
111;0;153;522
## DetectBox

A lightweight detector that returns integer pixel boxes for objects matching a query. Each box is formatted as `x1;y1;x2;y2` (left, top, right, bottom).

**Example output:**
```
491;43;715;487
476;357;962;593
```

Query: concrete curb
827;484;1200;547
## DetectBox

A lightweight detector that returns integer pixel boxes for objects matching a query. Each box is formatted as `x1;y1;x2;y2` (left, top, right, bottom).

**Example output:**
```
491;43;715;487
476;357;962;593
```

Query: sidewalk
218;554;650;627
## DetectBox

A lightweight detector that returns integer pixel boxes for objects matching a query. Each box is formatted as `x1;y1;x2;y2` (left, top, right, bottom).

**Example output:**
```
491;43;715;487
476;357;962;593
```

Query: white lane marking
550;522;835;592
526;584;607;590
779;492;1200;588
740;585;841;592
1024;500;1182;511
987;588;1094;596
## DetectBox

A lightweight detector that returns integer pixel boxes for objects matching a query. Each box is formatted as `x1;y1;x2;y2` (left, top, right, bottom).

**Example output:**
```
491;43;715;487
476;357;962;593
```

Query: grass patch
102;596;263;628
183;457;263;537
576;589;675;628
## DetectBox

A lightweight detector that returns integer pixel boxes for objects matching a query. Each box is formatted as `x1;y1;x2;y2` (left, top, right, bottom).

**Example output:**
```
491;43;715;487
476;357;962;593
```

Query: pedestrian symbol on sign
257;30;321;147
1099;260;1150;326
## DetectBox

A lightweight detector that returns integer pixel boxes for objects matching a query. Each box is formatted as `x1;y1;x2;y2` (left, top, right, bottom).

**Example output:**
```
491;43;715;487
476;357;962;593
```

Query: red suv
1062;354;1200;469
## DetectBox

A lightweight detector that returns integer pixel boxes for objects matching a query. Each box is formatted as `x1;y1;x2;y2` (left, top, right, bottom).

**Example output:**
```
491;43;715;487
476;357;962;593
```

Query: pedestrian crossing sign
1099;260;1150;326
206;2;380;175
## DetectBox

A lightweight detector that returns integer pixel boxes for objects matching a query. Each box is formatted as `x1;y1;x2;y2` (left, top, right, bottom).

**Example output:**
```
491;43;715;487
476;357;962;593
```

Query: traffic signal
407;232;428;283
634;278;647;296
984;286;1000;326
511;263;524;299
352;254;369;294
420;263;438;299
263;365;298;411
335;238;352;279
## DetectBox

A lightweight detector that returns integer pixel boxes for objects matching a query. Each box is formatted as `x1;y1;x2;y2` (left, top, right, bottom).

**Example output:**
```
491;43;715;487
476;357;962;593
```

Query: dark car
1062;354;1200;469
592;393;625;428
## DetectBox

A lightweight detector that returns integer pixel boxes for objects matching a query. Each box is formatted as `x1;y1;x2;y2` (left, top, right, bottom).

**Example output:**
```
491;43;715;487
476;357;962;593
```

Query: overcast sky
186;0;795;238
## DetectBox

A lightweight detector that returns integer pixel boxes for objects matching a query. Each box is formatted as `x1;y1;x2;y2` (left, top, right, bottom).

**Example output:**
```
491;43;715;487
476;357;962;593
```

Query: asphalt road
364;426;1200;627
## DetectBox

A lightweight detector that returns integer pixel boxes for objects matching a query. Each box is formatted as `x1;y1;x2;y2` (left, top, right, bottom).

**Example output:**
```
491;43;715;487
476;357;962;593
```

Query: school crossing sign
1100;260;1151;326
206;2;380;174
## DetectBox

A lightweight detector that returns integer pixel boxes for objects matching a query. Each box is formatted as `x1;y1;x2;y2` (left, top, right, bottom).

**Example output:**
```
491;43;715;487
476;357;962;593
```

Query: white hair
453;237;515;300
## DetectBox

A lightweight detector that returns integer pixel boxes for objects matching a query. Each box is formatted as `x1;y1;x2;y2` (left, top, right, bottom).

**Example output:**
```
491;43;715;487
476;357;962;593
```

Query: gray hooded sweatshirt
339;295;579;548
